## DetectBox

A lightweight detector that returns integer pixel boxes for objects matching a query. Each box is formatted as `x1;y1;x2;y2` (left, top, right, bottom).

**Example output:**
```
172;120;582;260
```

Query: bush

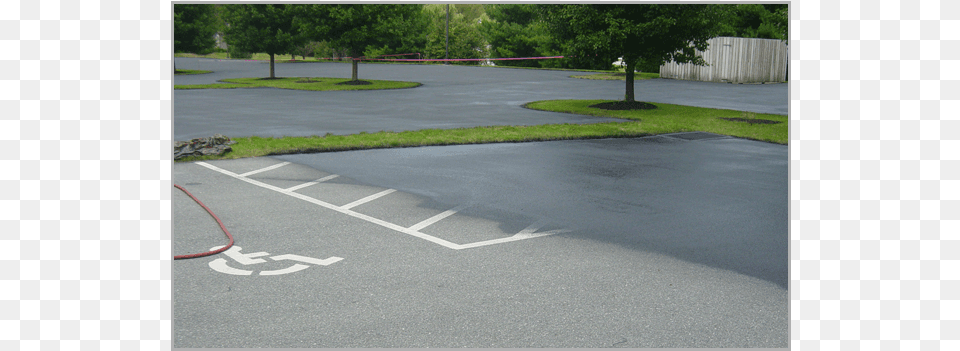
228;46;252;59
637;58;661;74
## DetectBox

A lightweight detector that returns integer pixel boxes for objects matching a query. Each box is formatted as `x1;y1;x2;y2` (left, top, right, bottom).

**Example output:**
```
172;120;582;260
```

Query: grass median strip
524;100;787;144
174;77;422;91
174;69;213;75
175;122;651;162
175;101;786;162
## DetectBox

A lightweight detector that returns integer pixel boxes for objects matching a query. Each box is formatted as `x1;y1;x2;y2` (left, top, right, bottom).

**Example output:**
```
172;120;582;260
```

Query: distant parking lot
173;58;787;140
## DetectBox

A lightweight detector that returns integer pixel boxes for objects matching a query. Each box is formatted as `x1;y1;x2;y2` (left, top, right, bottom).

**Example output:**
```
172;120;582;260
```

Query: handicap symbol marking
207;245;343;276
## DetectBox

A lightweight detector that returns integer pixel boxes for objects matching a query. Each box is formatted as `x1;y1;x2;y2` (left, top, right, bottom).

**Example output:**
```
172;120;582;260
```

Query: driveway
173;58;788;140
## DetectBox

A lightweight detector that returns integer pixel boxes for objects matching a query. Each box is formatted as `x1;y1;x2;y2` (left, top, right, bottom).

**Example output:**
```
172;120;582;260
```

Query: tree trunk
624;58;636;103
351;58;359;81
269;53;276;78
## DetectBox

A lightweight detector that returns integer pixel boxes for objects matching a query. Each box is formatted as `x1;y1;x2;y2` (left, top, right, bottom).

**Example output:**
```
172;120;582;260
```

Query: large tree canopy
542;4;723;103
480;4;557;68
297;4;424;81
222;4;303;78
174;4;218;55
716;4;788;41
422;4;488;64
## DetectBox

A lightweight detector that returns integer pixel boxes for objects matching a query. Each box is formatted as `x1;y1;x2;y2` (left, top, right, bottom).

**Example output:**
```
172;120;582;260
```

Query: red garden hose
174;184;235;260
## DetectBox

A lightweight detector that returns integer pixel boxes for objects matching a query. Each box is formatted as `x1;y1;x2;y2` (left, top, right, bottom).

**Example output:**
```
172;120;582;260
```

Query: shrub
228;46;252;59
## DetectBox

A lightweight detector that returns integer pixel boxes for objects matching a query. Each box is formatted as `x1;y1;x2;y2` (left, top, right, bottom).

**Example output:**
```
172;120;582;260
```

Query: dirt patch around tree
336;80;373;86
718;117;782;125
589;101;658;110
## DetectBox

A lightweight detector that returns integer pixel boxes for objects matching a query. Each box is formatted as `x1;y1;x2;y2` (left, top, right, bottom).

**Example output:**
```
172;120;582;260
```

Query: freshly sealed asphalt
173;58;789;349
173;57;787;140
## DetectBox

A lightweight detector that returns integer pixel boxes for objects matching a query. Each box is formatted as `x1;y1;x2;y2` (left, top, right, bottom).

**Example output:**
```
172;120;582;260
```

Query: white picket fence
659;37;788;84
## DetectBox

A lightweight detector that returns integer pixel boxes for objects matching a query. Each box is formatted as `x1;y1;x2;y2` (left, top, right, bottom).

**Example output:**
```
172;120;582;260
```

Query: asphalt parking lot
173;59;789;349
173;58;788;140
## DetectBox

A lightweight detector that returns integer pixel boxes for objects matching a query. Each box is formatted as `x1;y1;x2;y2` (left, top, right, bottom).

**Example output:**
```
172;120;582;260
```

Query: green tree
422;4;488;65
222;4;304;78
715;4;788;40
296;4;424;81
174;4;218;55
542;4;723;104
455;4;486;24
362;6;430;61
481;4;558;68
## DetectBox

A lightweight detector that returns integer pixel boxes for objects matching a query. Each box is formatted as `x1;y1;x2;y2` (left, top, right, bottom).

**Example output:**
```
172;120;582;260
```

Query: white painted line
518;220;546;235
209;258;253;275
239;161;291;177
285;174;339;192
456;228;569;249
271;254;344;266
456;220;570;249
340;189;397;210
196;161;464;249
210;245;269;265
259;264;310;276
407;204;468;232
195;161;565;250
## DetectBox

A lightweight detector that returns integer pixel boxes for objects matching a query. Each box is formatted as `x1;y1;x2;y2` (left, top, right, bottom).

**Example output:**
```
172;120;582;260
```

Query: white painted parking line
457;220;568;249
285;174;339;192
195;161;565;250
239;161;291;177
271;254;344;266
407;204;467;232
196;162;461;248
207;245;343;276
259;264;310;276
340;189;397;210
209;258;253;275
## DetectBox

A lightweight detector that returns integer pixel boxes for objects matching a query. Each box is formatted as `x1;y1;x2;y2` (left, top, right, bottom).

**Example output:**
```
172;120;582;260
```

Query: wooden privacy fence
659;37;788;84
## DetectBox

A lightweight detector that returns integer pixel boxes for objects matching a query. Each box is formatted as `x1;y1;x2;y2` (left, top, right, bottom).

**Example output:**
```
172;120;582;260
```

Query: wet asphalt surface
173;57;787;140
173;58;789;349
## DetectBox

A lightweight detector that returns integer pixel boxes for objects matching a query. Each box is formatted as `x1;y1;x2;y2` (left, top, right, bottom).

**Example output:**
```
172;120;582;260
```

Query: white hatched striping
285;174;339;192
239;161;291;177
195;161;566;250
407;204;467;232
340;189;397;210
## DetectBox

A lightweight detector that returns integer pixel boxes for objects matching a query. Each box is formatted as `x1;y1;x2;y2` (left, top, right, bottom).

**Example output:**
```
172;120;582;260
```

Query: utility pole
445;4;449;65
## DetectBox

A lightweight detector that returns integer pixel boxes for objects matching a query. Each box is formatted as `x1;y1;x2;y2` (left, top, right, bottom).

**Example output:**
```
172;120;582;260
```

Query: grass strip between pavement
526;100;787;144
175;101;787;162
174;77;421;91
174;69;214;75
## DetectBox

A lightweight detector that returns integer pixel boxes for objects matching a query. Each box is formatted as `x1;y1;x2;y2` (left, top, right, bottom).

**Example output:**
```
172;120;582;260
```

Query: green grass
174;69;213;75
174;77;422;91
524;100;787;144
175;100;787;162
570;72;660;80
175;52;231;59
175;122;653;162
